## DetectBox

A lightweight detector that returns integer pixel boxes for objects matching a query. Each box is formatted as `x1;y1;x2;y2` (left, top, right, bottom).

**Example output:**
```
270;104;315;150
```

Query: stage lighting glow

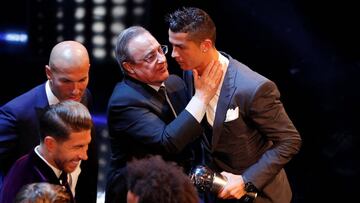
75;7;86;19
56;24;64;31
92;22;105;33
93;47;106;59
133;7;144;16
75;35;85;43
134;0;144;3
75;23;85;32
56;10;64;19
112;0;126;3
112;6;126;17
0;32;28;44
93;0;106;4
92;35;106;46
56;36;64;42
110;22;124;34
93;6;106;17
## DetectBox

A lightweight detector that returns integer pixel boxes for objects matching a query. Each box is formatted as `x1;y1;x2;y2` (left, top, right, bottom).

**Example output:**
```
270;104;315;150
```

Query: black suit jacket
184;53;302;203
105;75;204;203
0;83;98;203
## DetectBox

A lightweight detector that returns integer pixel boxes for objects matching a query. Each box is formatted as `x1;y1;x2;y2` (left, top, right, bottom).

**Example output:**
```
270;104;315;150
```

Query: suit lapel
125;77;173;122
30;150;60;184
212;60;237;148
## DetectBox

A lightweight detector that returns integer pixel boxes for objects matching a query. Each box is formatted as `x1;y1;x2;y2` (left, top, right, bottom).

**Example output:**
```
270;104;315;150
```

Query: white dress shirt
34;146;79;196
185;52;229;125
44;80;81;195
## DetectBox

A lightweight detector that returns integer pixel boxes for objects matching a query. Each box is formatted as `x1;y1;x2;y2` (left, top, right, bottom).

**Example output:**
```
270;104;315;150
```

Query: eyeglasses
140;45;168;64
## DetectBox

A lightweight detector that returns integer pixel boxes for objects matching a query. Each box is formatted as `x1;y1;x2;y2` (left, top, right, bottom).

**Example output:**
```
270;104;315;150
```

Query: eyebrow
144;46;159;58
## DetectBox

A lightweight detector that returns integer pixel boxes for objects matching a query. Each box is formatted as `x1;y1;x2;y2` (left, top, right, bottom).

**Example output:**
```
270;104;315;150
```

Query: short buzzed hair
166;7;216;45
39;100;93;142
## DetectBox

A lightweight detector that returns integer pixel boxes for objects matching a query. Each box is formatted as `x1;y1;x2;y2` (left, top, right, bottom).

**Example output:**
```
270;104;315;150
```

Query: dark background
1;0;359;202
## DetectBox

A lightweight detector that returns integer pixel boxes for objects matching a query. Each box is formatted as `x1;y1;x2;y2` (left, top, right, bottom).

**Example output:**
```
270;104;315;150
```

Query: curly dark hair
127;155;199;203
165;7;216;45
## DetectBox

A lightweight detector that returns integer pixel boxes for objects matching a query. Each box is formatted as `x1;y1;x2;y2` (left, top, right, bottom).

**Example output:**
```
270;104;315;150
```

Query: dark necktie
59;172;75;202
202;116;213;147
158;86;177;119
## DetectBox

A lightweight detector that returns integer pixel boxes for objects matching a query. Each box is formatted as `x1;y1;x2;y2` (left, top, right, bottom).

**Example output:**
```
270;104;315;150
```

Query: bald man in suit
0;41;98;203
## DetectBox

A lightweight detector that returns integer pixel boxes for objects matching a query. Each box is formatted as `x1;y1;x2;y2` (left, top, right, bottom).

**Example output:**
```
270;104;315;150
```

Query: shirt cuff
185;96;207;123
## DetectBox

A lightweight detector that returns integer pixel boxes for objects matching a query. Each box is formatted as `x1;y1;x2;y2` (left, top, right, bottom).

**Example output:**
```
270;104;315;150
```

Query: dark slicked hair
114;26;149;75
166;7;216;45
39;100;93;142
127;155;199;203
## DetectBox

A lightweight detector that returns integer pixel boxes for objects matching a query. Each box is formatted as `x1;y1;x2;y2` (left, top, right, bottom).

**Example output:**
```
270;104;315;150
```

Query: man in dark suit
0;100;93;203
105;26;223;203
166;7;302;203
0;41;98;203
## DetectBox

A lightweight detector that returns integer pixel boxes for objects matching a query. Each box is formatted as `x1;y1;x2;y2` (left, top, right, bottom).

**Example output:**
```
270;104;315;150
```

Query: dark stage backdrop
0;0;358;202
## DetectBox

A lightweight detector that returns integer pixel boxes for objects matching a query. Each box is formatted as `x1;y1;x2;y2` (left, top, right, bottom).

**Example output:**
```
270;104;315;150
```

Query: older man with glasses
105;26;223;203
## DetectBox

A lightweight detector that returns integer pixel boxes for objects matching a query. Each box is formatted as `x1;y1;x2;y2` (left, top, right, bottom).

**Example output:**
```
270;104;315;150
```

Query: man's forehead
129;34;158;55
169;31;193;44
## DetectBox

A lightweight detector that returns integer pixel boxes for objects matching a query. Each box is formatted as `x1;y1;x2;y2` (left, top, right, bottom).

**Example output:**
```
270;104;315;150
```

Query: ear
200;39;213;53
44;136;57;152
45;65;52;80
127;191;139;203
122;62;135;74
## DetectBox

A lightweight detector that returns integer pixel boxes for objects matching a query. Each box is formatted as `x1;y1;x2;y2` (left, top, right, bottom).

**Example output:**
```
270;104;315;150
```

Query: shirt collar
217;51;229;94
148;82;165;92
45;80;60;105
34;145;62;178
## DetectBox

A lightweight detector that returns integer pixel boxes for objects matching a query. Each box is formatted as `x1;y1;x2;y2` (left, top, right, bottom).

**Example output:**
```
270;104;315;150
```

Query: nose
79;147;88;160
171;47;178;58
157;52;166;63
72;83;81;95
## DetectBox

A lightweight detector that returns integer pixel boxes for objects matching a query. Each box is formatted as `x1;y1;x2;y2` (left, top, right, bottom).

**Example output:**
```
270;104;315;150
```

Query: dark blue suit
184;53;302;203
0;150;66;203
105;75;204;203
0;83;98;203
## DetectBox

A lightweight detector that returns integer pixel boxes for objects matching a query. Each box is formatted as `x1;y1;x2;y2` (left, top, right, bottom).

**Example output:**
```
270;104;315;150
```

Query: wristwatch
242;182;258;203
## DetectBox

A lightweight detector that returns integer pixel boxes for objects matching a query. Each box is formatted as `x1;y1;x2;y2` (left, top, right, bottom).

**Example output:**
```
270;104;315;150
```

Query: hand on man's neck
198;49;219;76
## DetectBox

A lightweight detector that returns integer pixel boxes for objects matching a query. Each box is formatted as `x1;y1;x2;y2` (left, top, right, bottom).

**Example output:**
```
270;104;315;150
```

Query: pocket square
225;106;239;122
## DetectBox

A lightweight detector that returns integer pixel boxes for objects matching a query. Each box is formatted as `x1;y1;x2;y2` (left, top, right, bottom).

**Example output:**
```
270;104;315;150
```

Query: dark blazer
0;83;98;203
184;53;302;203
0;150;68;203
105;75;204;203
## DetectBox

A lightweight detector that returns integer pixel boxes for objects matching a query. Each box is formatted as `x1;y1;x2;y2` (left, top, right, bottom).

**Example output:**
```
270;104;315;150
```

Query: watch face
245;182;258;193
244;182;258;200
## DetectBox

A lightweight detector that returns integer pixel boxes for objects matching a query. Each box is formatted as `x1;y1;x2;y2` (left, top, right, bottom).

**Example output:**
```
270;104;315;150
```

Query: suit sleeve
0;106;19;175
108;104;202;154
75;89;98;203
243;80;302;188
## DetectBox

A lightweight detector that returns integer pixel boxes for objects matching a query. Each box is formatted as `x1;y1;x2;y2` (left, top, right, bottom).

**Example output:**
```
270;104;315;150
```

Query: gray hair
114;26;148;75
